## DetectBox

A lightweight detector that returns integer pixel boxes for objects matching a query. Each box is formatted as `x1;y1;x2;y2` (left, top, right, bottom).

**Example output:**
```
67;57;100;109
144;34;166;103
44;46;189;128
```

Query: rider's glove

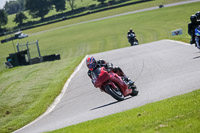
106;63;113;72
107;63;113;69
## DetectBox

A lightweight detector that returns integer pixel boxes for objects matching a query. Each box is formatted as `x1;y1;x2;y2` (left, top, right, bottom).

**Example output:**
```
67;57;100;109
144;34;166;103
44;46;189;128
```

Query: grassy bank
0;57;83;133
0;1;199;132
49;89;200;133
1;0;188;34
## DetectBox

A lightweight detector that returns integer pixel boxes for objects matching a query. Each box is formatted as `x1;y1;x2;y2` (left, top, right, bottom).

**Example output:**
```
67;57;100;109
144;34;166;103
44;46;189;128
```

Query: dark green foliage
97;0;107;4
0;9;8;29
4;0;24;15
13;12;28;25
51;0;66;12
67;0;76;11
25;0;52;19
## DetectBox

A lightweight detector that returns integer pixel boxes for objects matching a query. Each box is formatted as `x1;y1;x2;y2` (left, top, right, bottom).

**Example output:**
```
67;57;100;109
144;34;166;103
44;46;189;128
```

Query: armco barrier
42;54;61;62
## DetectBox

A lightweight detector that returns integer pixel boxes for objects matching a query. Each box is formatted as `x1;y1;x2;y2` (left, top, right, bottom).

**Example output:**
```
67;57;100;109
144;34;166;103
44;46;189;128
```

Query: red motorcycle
91;67;138;101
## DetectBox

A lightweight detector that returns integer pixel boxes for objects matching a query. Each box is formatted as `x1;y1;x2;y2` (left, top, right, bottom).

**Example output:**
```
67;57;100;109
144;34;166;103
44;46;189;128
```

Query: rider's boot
116;69;135;88
123;76;134;88
190;37;195;45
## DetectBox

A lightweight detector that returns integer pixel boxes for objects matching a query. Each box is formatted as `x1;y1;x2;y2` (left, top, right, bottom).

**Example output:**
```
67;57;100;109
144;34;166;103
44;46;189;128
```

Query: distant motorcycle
91;66;138;101
195;26;200;49
127;33;139;46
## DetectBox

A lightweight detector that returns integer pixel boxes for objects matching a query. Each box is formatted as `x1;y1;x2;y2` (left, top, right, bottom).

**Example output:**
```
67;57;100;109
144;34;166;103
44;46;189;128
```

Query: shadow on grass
91;96;132;110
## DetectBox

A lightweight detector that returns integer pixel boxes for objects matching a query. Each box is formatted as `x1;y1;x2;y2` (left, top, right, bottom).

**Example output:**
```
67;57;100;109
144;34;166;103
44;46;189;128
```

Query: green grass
49;89;200;133
2;0;98;29
0;1;199;133
0;57;83;133
0;0;188;42
23;0;190;35
1;0;188;31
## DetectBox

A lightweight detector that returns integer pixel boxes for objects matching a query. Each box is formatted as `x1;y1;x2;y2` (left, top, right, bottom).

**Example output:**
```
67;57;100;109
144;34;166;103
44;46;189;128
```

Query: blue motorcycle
195;26;200;49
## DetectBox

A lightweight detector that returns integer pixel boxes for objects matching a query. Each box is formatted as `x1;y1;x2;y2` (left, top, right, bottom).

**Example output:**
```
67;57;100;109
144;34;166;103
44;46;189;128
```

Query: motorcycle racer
127;28;135;36
127;28;139;46
196;11;200;21
188;14;200;44
86;56;134;87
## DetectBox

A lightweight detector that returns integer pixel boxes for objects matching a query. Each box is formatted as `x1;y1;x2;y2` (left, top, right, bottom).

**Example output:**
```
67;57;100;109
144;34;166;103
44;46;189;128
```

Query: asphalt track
14;40;200;133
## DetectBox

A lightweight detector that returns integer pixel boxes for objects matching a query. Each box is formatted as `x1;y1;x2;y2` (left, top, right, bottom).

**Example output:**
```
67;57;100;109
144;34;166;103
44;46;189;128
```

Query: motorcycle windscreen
93;67;110;88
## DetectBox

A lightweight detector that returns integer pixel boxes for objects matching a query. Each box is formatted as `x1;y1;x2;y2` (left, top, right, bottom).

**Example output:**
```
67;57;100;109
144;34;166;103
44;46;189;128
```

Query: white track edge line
163;39;191;46
13;55;88;133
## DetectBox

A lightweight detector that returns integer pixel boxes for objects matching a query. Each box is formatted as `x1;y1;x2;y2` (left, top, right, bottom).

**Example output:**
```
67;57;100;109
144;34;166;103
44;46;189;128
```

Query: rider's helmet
129;28;134;33
190;15;197;23
196;11;200;20
86;56;96;71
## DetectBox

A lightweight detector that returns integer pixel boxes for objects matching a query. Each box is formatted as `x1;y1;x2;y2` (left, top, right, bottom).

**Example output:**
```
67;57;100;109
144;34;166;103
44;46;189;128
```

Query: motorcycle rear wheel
105;85;124;101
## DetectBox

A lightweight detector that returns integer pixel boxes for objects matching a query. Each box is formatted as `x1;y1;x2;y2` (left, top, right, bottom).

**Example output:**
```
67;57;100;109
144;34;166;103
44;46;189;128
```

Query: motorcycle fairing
195;26;200;36
107;70;133;96
93;67;110;88
93;67;133;96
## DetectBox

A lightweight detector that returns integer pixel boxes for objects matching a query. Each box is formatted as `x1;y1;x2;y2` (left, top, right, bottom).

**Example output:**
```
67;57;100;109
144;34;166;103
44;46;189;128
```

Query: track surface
15;40;200;133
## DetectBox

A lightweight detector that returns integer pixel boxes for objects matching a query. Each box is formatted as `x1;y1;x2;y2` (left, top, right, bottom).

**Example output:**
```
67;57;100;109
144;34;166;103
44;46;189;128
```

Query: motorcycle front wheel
130;88;139;96
195;36;200;49
105;85;124;101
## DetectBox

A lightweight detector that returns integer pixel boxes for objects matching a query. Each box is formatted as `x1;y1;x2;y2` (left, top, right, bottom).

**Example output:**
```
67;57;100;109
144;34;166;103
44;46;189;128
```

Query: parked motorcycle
128;33;139;46
91;67;138;101
195;26;200;49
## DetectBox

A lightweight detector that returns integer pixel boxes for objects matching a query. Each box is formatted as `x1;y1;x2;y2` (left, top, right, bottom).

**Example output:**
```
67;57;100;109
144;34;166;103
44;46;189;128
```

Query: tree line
0;0;79;28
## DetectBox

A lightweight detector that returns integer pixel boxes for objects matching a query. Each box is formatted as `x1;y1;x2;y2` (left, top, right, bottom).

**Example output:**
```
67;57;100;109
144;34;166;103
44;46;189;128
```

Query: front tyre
130;86;139;96
105;85;124;101
195;36;200;49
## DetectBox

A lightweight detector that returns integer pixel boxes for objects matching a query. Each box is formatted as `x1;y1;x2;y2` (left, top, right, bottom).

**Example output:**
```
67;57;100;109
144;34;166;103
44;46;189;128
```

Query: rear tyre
195;36;200;49
105;85;124;101
134;39;139;45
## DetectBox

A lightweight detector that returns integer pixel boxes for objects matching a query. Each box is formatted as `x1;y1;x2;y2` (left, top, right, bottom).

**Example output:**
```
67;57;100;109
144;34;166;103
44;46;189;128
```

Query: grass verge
1;0;188;35
49;89;200;133
0;56;83;133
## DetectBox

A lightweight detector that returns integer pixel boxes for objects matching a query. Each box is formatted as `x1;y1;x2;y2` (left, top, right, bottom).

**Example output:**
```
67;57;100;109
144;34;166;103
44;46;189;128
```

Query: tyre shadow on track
91;97;132;110
192;51;200;59
193;56;200;59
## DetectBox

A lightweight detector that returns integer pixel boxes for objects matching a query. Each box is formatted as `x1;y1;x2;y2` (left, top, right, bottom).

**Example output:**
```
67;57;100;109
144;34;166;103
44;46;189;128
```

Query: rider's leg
113;66;123;75
190;35;195;45
113;66;134;86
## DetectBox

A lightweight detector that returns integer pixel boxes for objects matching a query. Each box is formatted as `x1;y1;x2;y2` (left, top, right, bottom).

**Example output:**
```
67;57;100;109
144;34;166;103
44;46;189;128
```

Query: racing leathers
188;21;200;44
